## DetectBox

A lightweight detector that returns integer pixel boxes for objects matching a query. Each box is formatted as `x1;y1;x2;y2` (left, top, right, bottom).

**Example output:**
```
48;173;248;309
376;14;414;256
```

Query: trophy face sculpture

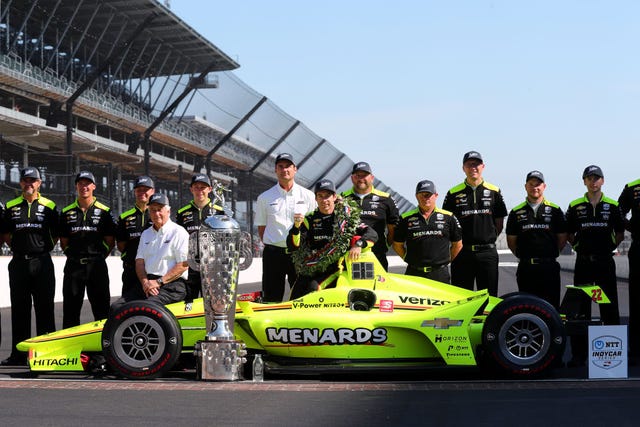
188;182;251;381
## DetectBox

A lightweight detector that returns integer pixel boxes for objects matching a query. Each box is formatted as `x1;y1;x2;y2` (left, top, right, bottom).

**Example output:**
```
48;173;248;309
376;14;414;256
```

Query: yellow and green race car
17;250;567;379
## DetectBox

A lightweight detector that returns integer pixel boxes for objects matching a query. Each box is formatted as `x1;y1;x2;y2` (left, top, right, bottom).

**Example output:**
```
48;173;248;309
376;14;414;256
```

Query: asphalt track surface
1;253;638;426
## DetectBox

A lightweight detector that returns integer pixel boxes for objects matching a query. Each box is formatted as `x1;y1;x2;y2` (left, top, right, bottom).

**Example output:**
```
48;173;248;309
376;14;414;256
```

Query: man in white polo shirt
255;153;316;302
136;193;189;305
111;193;189;309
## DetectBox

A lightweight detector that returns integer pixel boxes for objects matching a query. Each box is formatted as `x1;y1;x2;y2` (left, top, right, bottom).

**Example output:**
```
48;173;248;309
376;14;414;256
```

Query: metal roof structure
4;0;239;78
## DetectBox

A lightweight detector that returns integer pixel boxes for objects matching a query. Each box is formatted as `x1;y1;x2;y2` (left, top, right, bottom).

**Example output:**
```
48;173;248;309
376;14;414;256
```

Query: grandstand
0;0;413;238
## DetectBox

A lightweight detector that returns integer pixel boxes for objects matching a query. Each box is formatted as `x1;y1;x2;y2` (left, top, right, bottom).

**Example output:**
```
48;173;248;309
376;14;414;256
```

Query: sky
170;0;640;211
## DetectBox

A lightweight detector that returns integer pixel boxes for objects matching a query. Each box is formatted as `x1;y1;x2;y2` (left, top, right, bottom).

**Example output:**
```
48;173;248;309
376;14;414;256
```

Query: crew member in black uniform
619;177;640;358
1;167;58;366
115;175;154;303
566;165;625;366
288;179;377;299
342;161;399;271
60;171;116;328
392;180;462;283
442;151;508;296
176;173;224;300
506;171;568;308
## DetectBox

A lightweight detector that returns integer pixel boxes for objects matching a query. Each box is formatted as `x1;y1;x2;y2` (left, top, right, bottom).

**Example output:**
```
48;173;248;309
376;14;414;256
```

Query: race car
17;249;567;379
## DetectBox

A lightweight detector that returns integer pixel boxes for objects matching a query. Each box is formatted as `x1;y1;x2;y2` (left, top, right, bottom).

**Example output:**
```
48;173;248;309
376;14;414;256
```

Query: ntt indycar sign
588;325;627;379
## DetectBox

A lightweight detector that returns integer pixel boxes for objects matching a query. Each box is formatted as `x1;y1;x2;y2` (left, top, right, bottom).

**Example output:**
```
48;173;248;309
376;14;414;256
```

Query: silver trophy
189;180;252;381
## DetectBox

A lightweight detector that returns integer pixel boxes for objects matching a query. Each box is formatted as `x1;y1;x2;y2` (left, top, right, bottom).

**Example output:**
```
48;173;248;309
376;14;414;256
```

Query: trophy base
195;340;246;381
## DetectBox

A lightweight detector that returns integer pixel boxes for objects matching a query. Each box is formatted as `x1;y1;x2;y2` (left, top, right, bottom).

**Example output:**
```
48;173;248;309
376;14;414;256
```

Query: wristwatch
156;277;164;286
355;239;366;248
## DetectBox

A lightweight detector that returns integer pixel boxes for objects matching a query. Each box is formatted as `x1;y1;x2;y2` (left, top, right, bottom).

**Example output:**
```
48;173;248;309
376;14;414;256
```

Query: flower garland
291;198;361;276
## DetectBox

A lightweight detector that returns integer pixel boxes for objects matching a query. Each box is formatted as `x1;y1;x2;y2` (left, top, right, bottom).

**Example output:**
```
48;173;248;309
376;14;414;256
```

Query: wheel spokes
500;315;551;364
113;316;166;366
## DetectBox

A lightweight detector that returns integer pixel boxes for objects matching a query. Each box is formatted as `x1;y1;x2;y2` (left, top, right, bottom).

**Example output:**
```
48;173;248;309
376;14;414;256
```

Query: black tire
102;301;183;379
482;294;565;376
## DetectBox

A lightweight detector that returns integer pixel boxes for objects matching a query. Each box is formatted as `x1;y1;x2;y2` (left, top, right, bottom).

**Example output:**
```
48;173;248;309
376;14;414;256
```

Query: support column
205;96;268;174
116;167;123;214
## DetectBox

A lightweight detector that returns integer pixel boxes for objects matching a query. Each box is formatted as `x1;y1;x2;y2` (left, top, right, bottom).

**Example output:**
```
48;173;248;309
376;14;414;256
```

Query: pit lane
2;367;640;427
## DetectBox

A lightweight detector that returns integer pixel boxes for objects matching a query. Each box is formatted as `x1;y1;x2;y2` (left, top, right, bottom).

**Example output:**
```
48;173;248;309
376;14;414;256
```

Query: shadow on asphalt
0;352;617;383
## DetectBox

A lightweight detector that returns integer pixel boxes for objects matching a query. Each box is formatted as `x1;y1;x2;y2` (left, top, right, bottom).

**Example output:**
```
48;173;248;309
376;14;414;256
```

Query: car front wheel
482;293;565;376
102;301;183;379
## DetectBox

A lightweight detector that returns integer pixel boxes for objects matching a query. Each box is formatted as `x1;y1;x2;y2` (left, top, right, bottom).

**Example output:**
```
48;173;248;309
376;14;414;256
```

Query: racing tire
102;301;183;380
482;293;565;377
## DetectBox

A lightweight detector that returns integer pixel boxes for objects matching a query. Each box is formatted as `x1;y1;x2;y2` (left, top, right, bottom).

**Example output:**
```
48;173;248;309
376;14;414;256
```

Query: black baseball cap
352;161;372;174
75;170;96;184
415;179;437;194
462;151;483;163
526;170;545;183
275;153;296;166
314;179;336;194
20;167;41;180
582;165;604;179
191;173;211;186
148;193;170;206
134;175;154;189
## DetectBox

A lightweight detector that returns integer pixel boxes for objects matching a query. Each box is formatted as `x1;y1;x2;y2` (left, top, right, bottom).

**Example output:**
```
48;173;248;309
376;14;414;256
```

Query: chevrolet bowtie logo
421;318;463;329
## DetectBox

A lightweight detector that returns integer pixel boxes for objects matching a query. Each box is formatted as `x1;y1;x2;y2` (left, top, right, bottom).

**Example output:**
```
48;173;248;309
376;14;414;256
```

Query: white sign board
588;325;627;379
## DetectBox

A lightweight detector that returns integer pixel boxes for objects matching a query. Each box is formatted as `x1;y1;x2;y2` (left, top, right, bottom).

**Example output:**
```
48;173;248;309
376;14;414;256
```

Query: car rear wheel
482;293;565;376
102;301;183;379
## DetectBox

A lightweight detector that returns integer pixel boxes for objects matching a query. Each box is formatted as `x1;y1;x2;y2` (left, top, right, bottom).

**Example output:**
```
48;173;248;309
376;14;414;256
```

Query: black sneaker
0;355;28;367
